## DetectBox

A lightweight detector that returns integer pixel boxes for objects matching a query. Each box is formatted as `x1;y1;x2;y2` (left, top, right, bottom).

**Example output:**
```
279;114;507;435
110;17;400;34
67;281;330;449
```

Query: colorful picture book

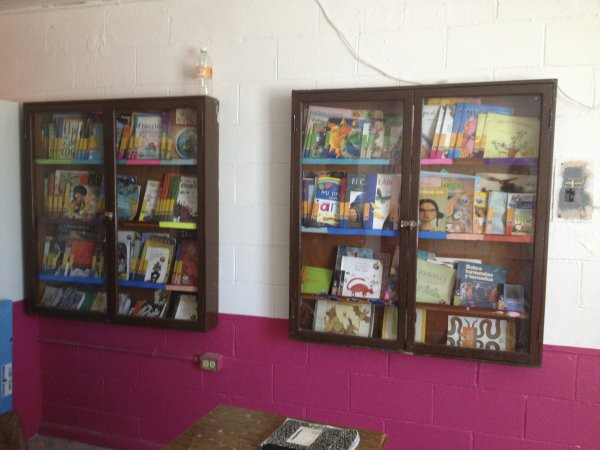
453;262;507;309
446;315;515;351
116;175;141;221
506;193;535;235
339;255;383;300
482;113;540;159
300;266;333;295
500;283;526;312
363;173;401;230
485;191;508;235
313;300;373;337
415;259;456;304
311;174;342;226
418;186;448;232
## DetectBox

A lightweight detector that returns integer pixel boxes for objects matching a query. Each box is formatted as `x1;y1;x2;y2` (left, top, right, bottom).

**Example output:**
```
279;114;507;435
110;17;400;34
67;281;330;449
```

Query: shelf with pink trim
118;280;198;291
302;157;396;166
418;231;533;243
301;293;396;307
301;226;400;237
35;158;103;165
420;157;537;166
117;158;197;166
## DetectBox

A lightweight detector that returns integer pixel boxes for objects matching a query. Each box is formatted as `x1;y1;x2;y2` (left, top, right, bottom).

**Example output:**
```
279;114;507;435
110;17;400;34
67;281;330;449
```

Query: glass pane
415;94;541;354
296;99;404;345
33;110;107;314
114;107;200;323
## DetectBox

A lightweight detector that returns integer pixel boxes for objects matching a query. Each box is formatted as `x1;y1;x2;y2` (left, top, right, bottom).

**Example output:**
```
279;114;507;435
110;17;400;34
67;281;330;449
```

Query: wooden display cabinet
290;80;556;365
22;96;219;332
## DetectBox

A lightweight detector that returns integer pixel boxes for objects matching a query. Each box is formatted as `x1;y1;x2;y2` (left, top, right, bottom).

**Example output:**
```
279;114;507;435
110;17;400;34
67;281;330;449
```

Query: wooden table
165;405;387;449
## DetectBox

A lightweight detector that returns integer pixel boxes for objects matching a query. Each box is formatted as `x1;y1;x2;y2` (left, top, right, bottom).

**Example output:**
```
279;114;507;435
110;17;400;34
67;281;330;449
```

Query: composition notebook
261;418;360;450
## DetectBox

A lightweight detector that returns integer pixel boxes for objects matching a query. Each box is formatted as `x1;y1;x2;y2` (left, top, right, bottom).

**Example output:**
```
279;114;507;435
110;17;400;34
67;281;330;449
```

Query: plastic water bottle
195;48;213;96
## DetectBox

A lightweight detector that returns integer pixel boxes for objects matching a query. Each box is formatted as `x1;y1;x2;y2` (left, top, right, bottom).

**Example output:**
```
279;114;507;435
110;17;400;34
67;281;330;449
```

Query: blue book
453;262;507;308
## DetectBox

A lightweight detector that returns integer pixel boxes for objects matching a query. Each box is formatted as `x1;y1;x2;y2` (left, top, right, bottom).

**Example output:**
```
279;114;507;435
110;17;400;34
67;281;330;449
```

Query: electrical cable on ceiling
315;0;599;111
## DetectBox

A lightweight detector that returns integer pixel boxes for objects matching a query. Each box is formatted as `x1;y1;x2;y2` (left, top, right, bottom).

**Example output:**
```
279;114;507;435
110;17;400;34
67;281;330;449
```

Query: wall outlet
199;352;222;372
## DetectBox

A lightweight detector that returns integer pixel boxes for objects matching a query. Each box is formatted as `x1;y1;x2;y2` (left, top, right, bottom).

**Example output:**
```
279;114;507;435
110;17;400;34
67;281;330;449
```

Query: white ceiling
0;0;137;12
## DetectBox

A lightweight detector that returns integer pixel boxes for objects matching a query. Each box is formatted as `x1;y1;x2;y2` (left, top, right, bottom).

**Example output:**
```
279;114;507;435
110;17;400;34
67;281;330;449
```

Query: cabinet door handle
400;220;418;229
104;211;114;220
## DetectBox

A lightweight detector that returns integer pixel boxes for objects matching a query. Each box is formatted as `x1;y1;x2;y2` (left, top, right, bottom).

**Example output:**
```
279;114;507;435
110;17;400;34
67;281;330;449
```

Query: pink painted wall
12;305;600;449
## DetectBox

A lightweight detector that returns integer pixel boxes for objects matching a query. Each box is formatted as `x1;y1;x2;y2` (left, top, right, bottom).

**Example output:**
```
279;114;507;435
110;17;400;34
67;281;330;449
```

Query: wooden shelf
416;302;529;319
302;157;397;166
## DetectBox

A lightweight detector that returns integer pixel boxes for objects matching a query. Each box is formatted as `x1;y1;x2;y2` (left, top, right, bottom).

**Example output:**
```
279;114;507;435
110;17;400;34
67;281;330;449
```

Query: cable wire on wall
315;0;599;111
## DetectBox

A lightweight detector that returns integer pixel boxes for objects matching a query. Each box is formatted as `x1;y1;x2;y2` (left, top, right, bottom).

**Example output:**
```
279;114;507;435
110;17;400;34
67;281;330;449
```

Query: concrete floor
27;435;111;449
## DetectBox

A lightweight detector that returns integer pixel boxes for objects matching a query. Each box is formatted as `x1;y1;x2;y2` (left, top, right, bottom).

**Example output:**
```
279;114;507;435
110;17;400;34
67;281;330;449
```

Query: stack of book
41;113;103;161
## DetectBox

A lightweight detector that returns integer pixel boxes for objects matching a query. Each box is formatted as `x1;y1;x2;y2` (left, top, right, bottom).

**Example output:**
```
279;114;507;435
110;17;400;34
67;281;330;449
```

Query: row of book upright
421;97;540;160
303;105;403;160
117;174;198;223
117;231;197;286
41;224;105;279
118;291;198;321
302;171;401;230
40;113;103;161
115;108;198;160
40;286;107;312
419;171;536;235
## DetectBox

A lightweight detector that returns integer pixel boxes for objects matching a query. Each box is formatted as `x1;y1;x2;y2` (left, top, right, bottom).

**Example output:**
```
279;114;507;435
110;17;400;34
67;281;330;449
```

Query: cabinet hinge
293;114;297;132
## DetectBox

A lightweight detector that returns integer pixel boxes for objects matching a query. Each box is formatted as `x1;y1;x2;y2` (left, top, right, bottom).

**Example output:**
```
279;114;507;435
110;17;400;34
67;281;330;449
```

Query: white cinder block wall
0;0;599;348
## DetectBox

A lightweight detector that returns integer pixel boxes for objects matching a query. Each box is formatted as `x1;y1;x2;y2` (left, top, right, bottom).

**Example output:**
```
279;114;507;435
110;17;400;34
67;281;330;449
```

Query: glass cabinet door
409;84;553;365
29;107;108;316
290;91;412;349
113;103;202;327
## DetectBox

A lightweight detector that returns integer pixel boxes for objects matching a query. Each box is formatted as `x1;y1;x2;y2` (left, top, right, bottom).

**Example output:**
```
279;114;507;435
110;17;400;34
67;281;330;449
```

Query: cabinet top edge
22;95;218;110
291;78;558;96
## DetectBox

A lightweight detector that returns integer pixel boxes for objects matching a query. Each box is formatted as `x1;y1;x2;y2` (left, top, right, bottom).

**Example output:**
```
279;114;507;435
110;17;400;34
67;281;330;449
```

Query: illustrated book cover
363;173;401;230
506;193;536;235
116;175;141;221
339;255;383;299
420;104;441;159
331;246;374;296
174;294;198;321
482;113;540;159
311;174;342;227
300;266;334;295
439;174;475;234
341;173;368;228
168;108;198;159
485;191;508;235
472;191;487;234
173;176;198;222
418;186;448;232
500;283;526;312
138;180;161;222
446;315;515;351
453;262;507;309
415;259;456;305
132;113;162;159
313;299;373;337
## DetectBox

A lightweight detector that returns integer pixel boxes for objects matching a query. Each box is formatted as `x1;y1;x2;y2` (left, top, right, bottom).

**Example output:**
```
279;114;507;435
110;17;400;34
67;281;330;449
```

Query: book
414;307;426;343
313;300;373;337
420;104;441;159
506;193;535;235
174;294;198;320
453;262;507;309
482;113;540;159
169;108;198;159
341;173;368;228
331;246;374;296
437;105;454;158
339;255;383;299
133;290;171;318
117;231;136;281
311;175;342;227
116;176;141;221
68;239;95;277
468;104;514;157
132;113;162;159
440;175;475;234
178;240;198;286
430;106;446;158
363;173;401;230
260;418;359;450
300;266;333;295
472;191;487;234
141;240;174;284
485;191;508;234
173;176;198;222
382;113;403;158
381;306;398;340
447;315;515;351
418;186;447;232
500;283;526;312
138;180;161;222
415;259;456;305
